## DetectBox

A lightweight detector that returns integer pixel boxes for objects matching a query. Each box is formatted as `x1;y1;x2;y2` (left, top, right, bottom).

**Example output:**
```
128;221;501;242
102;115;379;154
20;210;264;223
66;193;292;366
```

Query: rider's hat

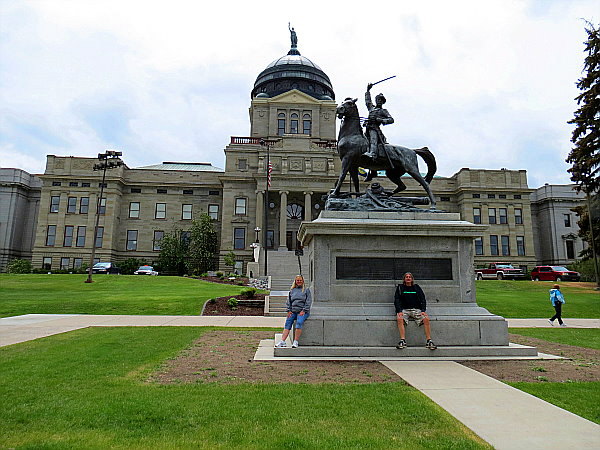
375;93;386;104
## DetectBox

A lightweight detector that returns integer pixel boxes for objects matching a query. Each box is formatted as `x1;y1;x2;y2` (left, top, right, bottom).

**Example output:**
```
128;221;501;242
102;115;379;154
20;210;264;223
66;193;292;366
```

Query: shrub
208;298;216;304
227;297;238;308
236;281;245;286
240;287;257;299
120;258;148;275
7;259;32;274
216;271;224;277
200;272;208;277
568;259;598;282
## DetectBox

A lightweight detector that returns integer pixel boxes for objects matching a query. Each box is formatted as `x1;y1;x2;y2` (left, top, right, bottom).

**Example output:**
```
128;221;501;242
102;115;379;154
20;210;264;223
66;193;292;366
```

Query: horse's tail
414;147;437;183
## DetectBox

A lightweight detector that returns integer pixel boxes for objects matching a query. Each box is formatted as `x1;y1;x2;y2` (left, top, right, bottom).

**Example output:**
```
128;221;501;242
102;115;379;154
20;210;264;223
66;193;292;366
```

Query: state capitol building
0;34;587;275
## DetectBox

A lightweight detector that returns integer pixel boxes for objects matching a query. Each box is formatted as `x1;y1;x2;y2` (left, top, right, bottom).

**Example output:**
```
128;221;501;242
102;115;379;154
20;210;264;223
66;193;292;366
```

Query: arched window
290;113;298;134
287;203;303;220
303;113;312;135
277;113;286;136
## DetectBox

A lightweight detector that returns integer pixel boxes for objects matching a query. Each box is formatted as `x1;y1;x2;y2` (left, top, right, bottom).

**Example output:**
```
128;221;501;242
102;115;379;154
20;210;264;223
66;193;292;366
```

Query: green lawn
476;280;600;318
510;328;600;350
0;327;490;449
0;274;247;317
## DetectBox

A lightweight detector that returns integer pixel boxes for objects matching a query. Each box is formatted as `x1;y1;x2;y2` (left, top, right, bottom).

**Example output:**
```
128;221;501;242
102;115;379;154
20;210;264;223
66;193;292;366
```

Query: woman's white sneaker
292;340;299;348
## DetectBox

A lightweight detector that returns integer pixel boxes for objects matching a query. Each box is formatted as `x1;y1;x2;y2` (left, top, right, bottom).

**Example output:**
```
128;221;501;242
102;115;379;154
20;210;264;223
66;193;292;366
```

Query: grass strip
509;328;600;350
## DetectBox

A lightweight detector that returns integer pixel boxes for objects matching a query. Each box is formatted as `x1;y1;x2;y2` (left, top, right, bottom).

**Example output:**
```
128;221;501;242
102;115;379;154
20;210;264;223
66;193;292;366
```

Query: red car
531;266;580;282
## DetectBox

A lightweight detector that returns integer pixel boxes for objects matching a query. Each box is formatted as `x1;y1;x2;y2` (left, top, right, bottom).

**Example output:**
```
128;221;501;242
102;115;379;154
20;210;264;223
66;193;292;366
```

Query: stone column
278;190;288;251
256;190;264;231
304;191;312;221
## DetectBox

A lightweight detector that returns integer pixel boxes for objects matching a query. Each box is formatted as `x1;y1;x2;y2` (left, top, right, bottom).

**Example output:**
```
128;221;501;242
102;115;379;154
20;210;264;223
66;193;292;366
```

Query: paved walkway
1;314;599;449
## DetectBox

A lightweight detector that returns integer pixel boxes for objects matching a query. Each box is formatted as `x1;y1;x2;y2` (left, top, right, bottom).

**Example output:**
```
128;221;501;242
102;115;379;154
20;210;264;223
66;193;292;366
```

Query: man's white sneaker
560;323;567;327
548;319;554;326
275;340;287;348
292;340;299;348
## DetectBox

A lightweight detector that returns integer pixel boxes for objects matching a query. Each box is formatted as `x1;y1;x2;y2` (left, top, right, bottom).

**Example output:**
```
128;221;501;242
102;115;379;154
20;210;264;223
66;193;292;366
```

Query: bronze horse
332;97;437;208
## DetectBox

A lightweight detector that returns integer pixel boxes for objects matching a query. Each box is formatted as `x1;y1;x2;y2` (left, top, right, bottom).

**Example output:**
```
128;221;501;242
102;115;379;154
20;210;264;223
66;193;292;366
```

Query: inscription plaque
336;257;452;280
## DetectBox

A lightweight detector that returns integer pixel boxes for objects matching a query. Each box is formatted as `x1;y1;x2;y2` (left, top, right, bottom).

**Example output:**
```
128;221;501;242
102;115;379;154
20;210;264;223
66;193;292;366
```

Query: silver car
134;265;159;276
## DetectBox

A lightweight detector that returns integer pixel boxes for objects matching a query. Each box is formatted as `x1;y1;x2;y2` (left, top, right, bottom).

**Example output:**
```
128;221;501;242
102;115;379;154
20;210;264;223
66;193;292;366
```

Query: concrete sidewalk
382;361;600;450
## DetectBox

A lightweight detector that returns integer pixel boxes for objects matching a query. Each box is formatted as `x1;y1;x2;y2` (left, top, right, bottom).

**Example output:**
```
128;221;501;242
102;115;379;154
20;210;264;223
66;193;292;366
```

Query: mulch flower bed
202;294;266;316
192;276;249;286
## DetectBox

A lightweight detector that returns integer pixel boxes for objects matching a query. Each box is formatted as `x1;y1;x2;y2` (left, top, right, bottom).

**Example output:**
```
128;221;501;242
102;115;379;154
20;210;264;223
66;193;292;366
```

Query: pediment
269;89;324;105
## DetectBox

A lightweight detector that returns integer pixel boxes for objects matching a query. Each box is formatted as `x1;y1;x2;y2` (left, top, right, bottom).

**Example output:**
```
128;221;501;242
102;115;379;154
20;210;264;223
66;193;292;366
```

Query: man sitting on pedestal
394;272;437;350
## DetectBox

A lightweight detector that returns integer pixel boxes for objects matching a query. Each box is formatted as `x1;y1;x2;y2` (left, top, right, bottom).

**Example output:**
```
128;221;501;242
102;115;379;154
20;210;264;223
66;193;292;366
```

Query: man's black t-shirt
394;284;427;313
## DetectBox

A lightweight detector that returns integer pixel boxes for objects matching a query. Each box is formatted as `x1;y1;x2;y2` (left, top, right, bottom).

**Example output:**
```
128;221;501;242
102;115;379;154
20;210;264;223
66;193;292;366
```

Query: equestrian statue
331;82;437;208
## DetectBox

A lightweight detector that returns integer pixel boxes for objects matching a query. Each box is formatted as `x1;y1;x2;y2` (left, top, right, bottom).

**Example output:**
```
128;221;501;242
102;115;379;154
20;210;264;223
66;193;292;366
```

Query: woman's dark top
394;284;427;313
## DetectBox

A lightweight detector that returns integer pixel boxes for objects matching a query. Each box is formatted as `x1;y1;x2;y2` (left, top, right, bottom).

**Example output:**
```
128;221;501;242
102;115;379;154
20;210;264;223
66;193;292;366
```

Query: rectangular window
238;159;247;170
183;189;193;195
63;225;74;247
473;208;481;224
474;237;484;255
95;226;104;248
499;208;507;224
490;235;499;256
126;230;138;250
157;188;167;194
73;258;83;269
235;198;247;215
50;196;60;213
69;181;78;187
440;196;450;202
80;197;89;214
46;225;57;246
517;236;525;256
566;240;575;259
182;204;192;220
515;208;523;225
564;214;571;227
76;226;86;247
42;257;52;270
208;204;219;220
99;182;107;188
99;198;106;215
472;193;480;198
488;208;496;224
501;235;510;256
67;197;77;213
499;194;506;199
290;118;298;133
488;194;495;199
82;182;90;188
60;257;70;270
303;120;311;135
514;194;521;199
234;227;245;250
209;190;220;196
155;203;166;219
131;188;141;193
129;202;140;218
266;230;274;249
153;230;164;251
277;118;285;136
52;181;61;186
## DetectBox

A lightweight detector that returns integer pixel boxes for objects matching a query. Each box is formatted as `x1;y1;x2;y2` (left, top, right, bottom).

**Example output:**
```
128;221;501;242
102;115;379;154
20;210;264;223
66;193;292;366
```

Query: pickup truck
475;263;526;280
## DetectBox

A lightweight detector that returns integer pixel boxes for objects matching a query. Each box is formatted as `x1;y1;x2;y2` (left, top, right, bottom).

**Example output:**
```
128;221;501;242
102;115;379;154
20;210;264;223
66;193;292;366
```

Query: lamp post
254;226;261;243
85;150;123;283
260;139;270;277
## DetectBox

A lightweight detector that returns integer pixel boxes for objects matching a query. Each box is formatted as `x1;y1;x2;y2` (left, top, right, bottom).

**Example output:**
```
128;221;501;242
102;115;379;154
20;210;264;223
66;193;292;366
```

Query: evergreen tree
157;228;188;275
188;214;219;275
572;195;600;259
567;22;599;193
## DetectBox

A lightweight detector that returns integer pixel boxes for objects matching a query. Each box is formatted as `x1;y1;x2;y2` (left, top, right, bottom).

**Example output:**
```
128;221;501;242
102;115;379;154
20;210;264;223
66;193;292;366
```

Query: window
208;204;219;220
209;190;220;196
95;227;104;248
499;208;507;224
42;257;52;270
234;261;243;275
60;257;69;270
473;208;481;224
515;208;523;225
474;237;484;255
566;240;575;259
287;203;303;219
488;208;496;224
73;258;83;269
440;196;450;202
501;235;510;256
155;203;166;219
50;196;60;213
69;182;78;187
76;226;86;247
126;230;138;250
564;214;571;227
472;193;480;198
99;182;107;188
80;197;89;214
52;181;61;186
183;189;193;195
182;204;192;220
99;198;106;215
490;235;499;256
488;194;495;199
238;159;247;170
67;197;77;213
234;228;245;250
129;202;140;218
516;236;525;256
266;230;274;249
277;113;286;136
157;188;167;194
290;113;298;133
499;194;506;199
514;194;521;199
235;198;247;215
153;231;164;251
131;188;141;193
46;225;57;246
63;225;74;247
82;182;91;188
303;114;311;135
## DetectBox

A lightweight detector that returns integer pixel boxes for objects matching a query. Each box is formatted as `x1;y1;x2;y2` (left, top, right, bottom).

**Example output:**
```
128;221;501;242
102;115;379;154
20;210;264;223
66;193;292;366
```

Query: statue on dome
289;23;298;48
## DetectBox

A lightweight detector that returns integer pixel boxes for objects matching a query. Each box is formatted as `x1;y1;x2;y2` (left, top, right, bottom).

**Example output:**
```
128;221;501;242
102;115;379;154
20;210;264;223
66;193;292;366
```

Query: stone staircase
264;250;309;316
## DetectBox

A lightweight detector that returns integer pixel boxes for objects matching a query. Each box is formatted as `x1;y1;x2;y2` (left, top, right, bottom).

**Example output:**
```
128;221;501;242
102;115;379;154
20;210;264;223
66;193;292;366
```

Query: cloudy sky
0;0;597;188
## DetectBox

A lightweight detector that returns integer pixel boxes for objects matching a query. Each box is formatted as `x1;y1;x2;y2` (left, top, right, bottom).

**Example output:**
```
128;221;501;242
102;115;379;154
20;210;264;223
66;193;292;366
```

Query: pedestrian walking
548;284;567;327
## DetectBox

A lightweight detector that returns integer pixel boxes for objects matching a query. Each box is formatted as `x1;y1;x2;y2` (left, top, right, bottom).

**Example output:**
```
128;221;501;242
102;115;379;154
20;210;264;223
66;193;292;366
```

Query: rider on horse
364;83;394;160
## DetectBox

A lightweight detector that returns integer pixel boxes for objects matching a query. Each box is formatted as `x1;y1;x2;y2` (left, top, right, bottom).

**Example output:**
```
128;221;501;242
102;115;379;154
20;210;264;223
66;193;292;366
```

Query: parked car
134;265;159;276
475;263;527;280
531;266;580;282
92;262;121;274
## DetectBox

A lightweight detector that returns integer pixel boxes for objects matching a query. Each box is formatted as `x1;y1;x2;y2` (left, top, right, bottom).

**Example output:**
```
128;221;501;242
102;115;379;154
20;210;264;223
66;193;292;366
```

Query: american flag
267;161;273;187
